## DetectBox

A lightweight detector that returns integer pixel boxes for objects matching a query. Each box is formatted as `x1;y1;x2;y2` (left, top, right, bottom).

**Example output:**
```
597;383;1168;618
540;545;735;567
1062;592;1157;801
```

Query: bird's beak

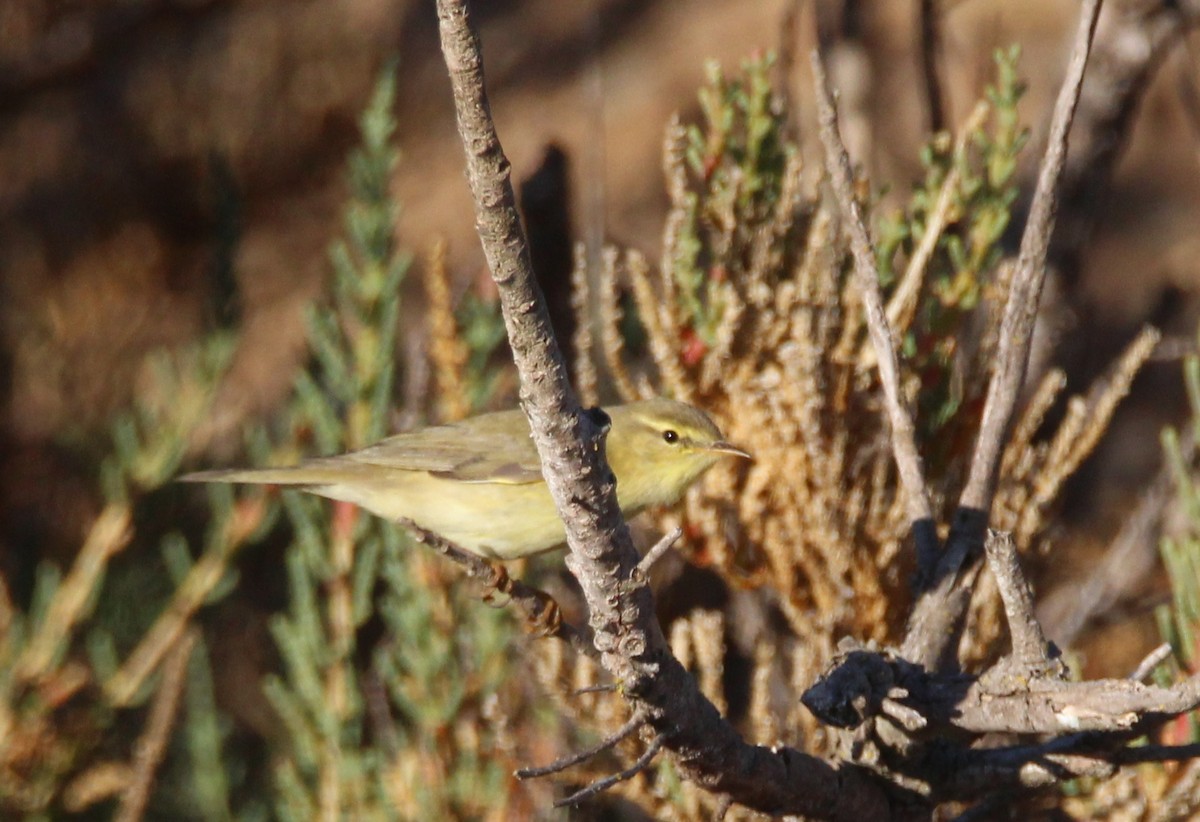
707;441;752;460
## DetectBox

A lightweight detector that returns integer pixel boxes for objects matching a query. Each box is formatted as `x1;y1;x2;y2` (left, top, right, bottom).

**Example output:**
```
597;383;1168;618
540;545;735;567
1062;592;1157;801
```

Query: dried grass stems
557;12;1182;820
423;238;472;423
575;141;910;665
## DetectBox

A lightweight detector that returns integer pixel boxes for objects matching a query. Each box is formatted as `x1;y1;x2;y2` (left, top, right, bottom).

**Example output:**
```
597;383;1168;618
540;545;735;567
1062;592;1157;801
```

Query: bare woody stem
435;0;889;816
901;0;1104;670
435;0;641;677
810;50;939;573
960;0;1103;512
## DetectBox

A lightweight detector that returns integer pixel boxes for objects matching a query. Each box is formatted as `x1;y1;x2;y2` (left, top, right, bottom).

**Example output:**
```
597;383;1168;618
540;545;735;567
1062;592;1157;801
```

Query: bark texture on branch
434;0;889;817
433;0;1200;817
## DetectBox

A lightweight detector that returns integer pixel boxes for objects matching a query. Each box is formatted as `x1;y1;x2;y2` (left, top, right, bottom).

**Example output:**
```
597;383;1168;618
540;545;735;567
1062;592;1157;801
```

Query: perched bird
181;398;749;559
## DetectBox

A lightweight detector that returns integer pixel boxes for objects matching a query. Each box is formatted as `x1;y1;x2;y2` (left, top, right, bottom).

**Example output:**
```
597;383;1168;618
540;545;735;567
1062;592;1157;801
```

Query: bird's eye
662;430;680;444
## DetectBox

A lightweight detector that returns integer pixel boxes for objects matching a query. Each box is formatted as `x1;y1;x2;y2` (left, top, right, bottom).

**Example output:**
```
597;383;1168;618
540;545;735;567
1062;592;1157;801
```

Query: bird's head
604;398;750;510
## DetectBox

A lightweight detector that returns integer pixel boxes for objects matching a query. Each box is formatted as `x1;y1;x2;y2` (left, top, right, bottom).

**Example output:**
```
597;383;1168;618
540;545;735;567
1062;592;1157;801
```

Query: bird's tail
178;465;338;487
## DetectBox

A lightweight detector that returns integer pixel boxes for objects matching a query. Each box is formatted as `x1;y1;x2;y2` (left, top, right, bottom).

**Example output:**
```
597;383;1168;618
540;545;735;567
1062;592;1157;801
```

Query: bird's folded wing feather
346;410;544;484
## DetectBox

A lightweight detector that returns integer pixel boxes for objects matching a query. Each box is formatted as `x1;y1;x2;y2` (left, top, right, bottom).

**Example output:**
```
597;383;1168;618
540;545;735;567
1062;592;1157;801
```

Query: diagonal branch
810;49;940;576
435;1;890;817
399;519;593;654
901;0;1105;670
959;0;1104;514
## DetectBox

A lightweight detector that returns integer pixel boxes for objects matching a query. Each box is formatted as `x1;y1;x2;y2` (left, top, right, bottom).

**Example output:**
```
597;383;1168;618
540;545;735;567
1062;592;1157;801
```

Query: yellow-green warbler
181;398;749;559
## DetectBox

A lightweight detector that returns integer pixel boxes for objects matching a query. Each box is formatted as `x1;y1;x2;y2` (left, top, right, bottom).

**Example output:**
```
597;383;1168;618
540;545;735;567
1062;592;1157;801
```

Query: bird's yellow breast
316;464;671;560
316;470;563;559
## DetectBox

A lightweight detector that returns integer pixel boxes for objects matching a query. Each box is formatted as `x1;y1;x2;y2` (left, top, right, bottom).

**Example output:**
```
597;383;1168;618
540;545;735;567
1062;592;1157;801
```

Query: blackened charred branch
804;635;1200;804
436;0;890;818
804;642;1200;741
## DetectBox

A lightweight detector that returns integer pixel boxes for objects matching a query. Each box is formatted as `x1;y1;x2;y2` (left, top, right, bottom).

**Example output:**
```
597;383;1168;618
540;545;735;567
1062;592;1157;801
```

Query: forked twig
554;735;666;807
902;0;1105;670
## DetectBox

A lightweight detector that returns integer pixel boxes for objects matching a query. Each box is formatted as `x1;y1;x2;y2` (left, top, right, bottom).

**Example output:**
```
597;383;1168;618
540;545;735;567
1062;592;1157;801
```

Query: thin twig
810;48;939;575
983;530;1055;666
516;708;648;779
1129;643;1174;683
399;518;595;656
959;0;1103;512
115;628;196;822
554;735;666;807
634;527;683;580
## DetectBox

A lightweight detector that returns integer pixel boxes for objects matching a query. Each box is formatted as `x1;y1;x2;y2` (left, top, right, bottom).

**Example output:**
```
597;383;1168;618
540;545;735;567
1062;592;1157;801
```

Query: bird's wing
346;410;545;484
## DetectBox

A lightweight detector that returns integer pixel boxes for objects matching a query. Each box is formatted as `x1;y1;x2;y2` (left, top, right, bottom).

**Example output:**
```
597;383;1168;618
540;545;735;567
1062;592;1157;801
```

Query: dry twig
516;707;647;779
811;49;939;574
554;735;665;808
399;518;593;654
902;0;1105;671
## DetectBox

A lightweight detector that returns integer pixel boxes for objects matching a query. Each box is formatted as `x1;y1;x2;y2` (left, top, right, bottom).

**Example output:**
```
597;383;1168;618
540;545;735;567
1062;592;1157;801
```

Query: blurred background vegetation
3;1;1200;818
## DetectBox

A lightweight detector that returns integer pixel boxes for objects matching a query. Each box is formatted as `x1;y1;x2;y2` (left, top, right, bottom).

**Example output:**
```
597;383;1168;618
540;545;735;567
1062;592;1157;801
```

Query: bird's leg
396;519;587;653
